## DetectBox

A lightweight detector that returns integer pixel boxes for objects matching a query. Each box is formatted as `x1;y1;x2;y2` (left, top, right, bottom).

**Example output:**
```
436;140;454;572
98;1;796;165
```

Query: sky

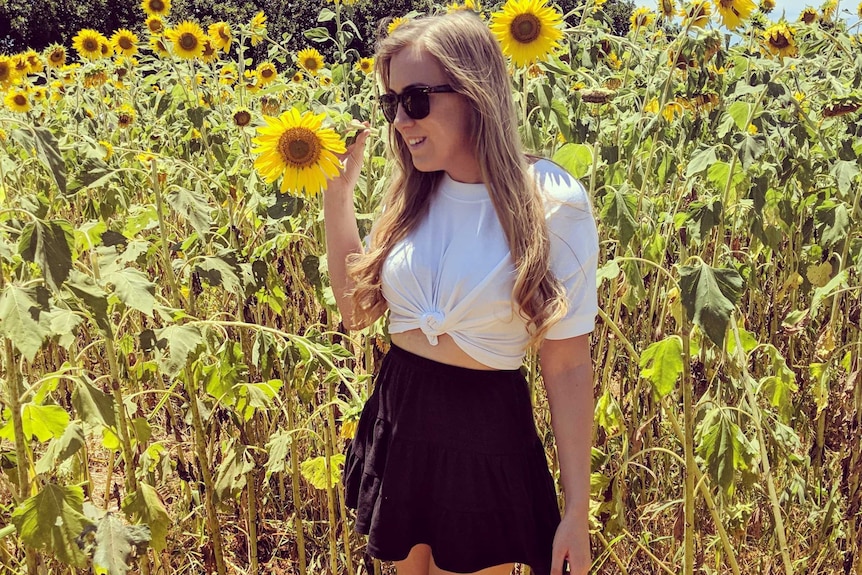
633;0;860;22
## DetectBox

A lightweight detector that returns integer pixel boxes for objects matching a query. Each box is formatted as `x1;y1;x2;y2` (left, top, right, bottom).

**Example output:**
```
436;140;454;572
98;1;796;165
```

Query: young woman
323;10;598;575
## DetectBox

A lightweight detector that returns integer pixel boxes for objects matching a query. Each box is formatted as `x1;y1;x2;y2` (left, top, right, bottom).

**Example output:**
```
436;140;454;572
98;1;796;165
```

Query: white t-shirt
380;159;599;370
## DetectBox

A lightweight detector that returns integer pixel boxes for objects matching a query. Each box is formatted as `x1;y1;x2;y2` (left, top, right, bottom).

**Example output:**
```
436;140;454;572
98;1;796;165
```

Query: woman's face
387;45;482;184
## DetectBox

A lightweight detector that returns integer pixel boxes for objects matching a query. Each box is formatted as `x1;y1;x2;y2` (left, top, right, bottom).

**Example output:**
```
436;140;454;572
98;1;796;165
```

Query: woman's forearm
323;188;365;329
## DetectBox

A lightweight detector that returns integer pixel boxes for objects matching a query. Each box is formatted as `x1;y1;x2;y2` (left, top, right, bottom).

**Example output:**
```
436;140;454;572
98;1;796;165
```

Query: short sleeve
534;161;599;340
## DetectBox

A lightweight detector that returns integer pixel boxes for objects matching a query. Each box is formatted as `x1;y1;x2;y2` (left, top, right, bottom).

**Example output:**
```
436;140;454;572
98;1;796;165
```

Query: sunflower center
203;42;216;57
149;0;165;11
179;33;198;51
303;58;319;71
262;67;274;78
149;20;163;33
218;28;230;41
511;14;541;44
119;37;133;50
278;128;321;168
234;110;251;126
0;66;9;80
84;38;99;52
771;34;789;48
13;94;26;106
50;51;64;63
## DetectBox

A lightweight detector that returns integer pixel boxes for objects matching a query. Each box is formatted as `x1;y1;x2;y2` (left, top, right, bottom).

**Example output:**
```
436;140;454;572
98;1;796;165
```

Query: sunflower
146;16;165;35
760;0;775;12
256;61;278;85
4;88;31;113
117;104;136;128
630;6;656;28
659;0;677;19
261;97;280;116
821;0;837;20
98;140;114;161
762;22;797;57
73;29;107;60
45;44;67;68
11;55;28;77
250;11;268;46
219;64;237;85
200;37;219;63
387;17;408;35
291;71;303;83
23;50;43;74
141;0;171;18
681;0;712;27
321;75;333;86
60;63;79;84
252;108;347;197
150;35;170;57
489;0;564;67
167;21;206;59
84;68;108;88
858;1;862;18
208;22;232;51
0;56;17;88
31;86;47;102
110;29;139;58
355;57;374;75
296;48;324;75
800;7;817;21
714;0;756;29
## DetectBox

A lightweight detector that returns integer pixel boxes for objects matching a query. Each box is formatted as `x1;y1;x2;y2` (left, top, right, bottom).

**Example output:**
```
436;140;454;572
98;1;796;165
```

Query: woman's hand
328;122;370;195
551;512;591;575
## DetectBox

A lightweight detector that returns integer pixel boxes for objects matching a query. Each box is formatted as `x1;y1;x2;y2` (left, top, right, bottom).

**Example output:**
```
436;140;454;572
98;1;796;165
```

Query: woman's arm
539;333;594;575
323;128;381;331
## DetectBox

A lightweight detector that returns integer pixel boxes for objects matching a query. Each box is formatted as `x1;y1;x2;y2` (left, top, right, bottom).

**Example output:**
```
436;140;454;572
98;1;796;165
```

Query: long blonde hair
347;11;568;347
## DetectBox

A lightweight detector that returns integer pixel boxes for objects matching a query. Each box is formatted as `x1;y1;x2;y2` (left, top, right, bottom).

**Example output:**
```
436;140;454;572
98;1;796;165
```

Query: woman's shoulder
527;156;591;218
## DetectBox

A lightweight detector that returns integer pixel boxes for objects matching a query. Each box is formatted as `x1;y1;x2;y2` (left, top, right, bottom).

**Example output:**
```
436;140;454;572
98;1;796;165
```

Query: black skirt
343;344;561;574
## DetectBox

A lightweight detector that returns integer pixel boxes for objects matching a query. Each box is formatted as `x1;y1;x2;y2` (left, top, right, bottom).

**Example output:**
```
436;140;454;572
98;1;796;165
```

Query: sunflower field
0;0;861;572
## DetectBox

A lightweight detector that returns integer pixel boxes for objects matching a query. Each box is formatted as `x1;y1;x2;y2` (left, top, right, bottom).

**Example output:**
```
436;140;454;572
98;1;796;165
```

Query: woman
323;10;598;575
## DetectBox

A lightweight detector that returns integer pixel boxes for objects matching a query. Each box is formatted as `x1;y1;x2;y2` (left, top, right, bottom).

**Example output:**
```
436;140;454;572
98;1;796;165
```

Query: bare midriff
390;329;497;371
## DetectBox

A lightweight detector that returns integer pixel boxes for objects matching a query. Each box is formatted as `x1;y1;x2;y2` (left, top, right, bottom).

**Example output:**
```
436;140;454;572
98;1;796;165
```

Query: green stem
681;316;696;575
286;383;308;575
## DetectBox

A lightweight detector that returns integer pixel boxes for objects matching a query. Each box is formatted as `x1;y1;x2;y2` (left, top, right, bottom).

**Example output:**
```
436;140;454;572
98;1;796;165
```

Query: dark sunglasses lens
403;90;430;120
380;94;398;123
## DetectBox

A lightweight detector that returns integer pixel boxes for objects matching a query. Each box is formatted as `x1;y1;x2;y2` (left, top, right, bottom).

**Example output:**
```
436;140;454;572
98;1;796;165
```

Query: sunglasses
379;84;456;123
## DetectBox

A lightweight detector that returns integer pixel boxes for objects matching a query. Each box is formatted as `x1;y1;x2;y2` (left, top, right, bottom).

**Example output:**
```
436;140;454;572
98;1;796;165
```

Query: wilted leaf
154;325;203;377
264;430;293;481
601;187;638;250
65;270;111;334
695;408;757;497
35;422;85;475
19;220;74;291
122;484;169;553
93;513;151;575
679;263;744;349
214;442;254;502
165;185;212;238
235;380;282;421
105;268;156;317
11;483;93;567
34;127;67;194
0;285;50;361
72;378;117;428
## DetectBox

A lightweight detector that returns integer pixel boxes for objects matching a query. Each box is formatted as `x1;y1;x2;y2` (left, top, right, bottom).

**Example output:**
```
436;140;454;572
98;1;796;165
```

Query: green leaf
830;159;860;196
33;127;67;194
35;422;85;475
65;273;111;334
93;513;151;575
735;133;767;169
235;380;282;421
600;187;638;250
73;378;117;428
44;305;84;350
195;254;243;296
595;389;622;436
19;220;74;291
0;285;50;361
317;7;336;21
639;335;684;399
553;143;593;179
154;325;203;377
105;268;156;317
815;201;850;248
685;146;717;178
22;404;70;442
695;409;756;497
165;185;212;238
214;441;254;502
11;483;94;567
726;102;752;131
809;362;829;415
679;263;744;349
122;484;169;553
300;454;345;490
